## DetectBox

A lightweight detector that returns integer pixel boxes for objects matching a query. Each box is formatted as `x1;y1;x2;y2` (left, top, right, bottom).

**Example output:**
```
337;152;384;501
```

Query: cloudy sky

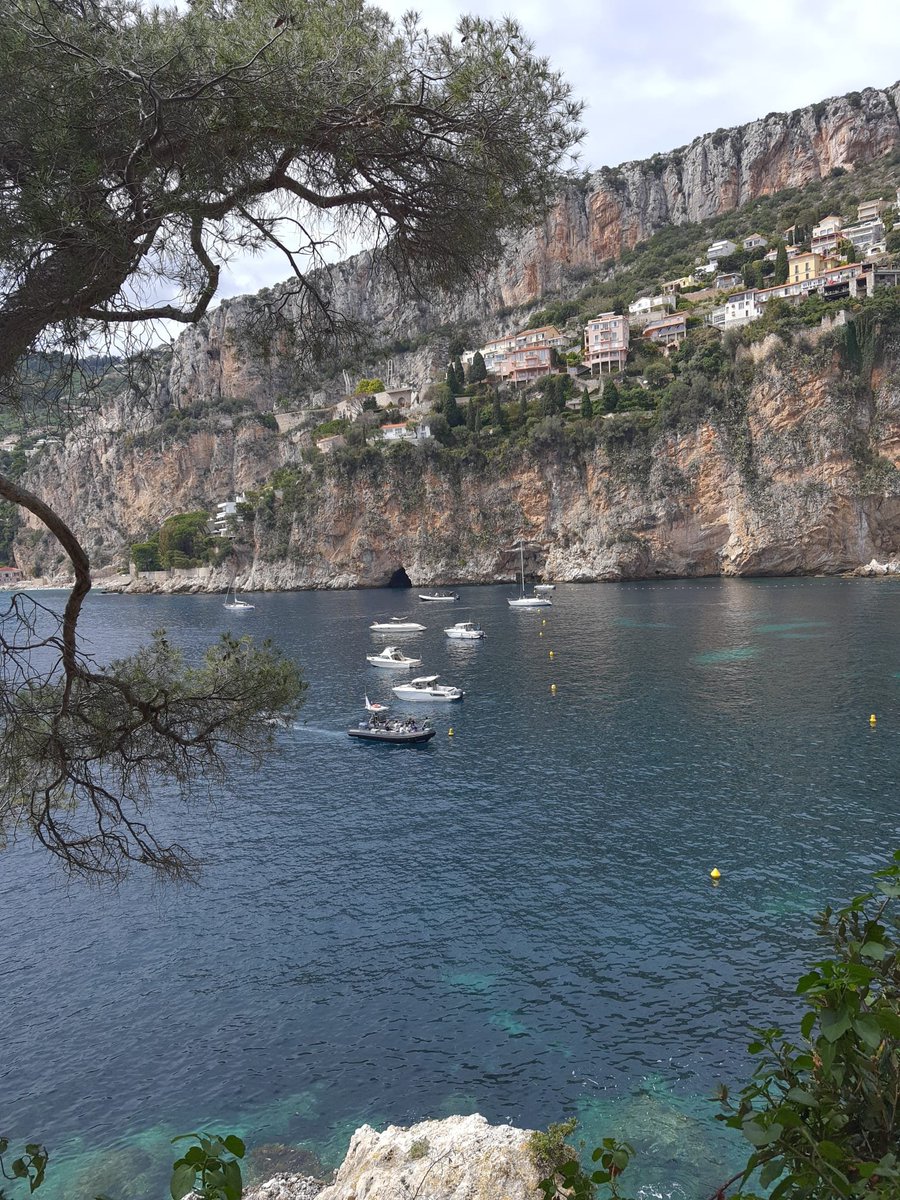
220;0;900;299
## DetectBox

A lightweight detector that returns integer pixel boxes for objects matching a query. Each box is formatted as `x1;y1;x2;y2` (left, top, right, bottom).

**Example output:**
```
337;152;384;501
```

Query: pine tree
774;241;789;285
602;380;619;414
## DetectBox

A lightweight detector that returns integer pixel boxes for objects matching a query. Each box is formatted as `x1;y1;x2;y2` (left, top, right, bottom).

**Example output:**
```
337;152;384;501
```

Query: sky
218;0;900;299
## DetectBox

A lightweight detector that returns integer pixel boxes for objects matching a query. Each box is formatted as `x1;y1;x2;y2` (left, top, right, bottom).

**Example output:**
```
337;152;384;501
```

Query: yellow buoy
549;650;554;659
448;727;454;737
550;683;557;694
870;713;877;725
542;619;546;626
710;867;721;880
539;630;543;637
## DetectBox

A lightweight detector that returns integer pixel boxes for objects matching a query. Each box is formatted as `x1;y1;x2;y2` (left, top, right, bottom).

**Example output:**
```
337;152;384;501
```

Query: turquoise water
1;578;899;1198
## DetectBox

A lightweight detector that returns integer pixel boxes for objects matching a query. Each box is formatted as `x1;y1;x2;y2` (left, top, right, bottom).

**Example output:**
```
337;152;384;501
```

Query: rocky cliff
66;80;900;420
18;329;900;585
14;81;900;582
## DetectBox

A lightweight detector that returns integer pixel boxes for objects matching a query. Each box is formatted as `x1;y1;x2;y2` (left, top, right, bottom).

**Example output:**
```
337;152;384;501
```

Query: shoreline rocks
245;1115;542;1200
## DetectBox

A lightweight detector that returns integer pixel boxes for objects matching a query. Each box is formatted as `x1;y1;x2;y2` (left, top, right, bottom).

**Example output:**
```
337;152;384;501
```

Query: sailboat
223;578;255;611
507;541;552;608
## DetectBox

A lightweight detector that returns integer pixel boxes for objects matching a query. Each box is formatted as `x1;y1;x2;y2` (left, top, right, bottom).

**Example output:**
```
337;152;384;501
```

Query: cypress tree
774;241;789;285
445;390;463;427
518;392;529;423
492;387;505;430
580;387;592;419
446;364;458;393
469;351;487;384
602;380;619;414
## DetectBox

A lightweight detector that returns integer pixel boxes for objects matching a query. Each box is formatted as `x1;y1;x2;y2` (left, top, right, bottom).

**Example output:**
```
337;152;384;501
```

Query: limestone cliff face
134;82;900;415
18;334;900;585
498;84;900;306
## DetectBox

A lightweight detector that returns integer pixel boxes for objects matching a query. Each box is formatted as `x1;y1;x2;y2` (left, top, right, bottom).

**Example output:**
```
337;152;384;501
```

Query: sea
1;578;898;1199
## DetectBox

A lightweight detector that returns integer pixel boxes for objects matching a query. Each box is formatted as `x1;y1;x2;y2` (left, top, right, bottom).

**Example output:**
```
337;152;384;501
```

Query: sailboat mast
519;541;525;597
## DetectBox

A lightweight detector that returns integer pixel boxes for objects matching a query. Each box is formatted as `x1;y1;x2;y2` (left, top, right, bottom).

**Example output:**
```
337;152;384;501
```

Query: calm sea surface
1;579;898;1199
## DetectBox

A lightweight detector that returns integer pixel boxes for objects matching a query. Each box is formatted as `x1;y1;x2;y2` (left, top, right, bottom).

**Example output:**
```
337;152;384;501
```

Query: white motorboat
444;621;485;640
507;541;552;608
365;695;390;712
391;675;464;702
370;617;426;632
366;645;423;669
418;591;459;602
534;583;556;592
223;580;255;610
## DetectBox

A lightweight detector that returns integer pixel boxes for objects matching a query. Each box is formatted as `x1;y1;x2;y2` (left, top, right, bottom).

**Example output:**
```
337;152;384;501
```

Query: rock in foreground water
244;1114;542;1200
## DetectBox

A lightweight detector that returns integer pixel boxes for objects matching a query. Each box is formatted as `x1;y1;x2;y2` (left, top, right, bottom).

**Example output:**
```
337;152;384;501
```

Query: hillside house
628;294;675;325
857;198;887;222
788;252;833;284
213;495;247;538
715;271;743;291
811;215;843;255
743;234;767;250
583;313;630;374
480;324;566;374
0;565;22;585
643;312;687;349
661;275;697;295
373;386;415;410
496;344;560;384
708;290;763;330
841;218;886;255
381;422;432;442
706;239;737;262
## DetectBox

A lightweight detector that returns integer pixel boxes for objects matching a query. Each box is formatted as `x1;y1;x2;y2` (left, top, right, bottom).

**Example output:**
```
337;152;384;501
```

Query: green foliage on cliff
354;379;385;395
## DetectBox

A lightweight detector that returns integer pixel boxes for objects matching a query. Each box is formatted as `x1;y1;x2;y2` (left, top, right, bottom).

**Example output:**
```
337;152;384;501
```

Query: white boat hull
367;657;422;669
391;687;464;702
507;597;552;608
370;622;426;632
418;594;458;602
445;629;484;640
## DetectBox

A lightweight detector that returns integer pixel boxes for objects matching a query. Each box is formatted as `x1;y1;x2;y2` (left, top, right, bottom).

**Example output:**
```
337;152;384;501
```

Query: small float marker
710;867;721;880
549;650;554;659
448;727;454;737
550;683;557;694
870;713;877;726
542;619;546;626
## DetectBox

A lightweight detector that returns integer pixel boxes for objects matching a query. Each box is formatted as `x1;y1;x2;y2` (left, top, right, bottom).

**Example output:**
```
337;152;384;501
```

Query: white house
706;238;737;262
381;422;432;442
708;290;762;329
841;218;886;255
743;234;767;250
627;294;675;324
213;494;247;538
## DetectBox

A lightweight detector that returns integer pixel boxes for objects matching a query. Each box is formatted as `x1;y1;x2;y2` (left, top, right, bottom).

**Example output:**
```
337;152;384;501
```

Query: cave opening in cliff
387;567;412;588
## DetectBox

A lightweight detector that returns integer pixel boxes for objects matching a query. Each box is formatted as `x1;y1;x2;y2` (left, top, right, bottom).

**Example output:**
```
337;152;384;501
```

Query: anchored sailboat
507;541;552;608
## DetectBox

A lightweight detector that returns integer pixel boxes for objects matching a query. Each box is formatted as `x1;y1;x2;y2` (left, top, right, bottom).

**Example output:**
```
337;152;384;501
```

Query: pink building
583;313;629;375
497;345;559;385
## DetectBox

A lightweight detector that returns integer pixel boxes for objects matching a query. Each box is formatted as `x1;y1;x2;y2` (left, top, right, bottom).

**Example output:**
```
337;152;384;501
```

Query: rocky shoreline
9;554;900;597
